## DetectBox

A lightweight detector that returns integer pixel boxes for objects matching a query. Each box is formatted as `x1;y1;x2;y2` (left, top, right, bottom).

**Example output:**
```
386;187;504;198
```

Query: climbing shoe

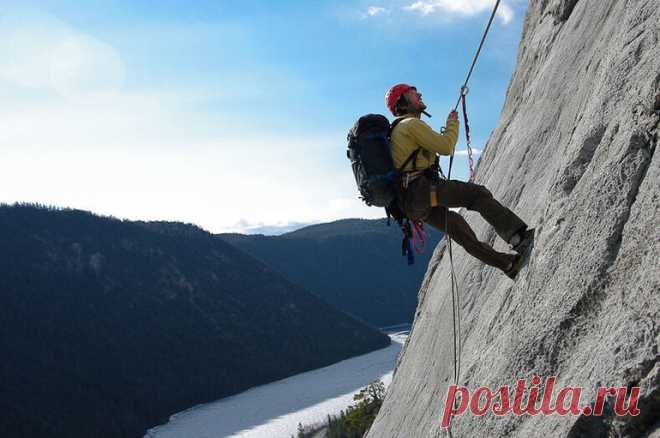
504;254;523;280
505;229;535;280
511;228;535;255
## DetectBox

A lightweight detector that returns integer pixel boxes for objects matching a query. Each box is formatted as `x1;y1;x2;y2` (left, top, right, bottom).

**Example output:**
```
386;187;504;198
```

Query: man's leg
433;180;527;244
425;206;516;273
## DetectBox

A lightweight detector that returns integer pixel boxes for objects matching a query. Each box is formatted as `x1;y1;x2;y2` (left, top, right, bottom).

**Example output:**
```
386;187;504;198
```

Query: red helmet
385;83;415;115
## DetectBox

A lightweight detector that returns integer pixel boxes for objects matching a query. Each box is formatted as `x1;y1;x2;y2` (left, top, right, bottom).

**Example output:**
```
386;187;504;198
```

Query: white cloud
222;220;321;235
0;10;125;100
366;6;389;17
454;148;482;156
0;10;384;234
404;0;515;24
405;1;436;15
497;4;515;24
0;86;378;233
0;71;382;232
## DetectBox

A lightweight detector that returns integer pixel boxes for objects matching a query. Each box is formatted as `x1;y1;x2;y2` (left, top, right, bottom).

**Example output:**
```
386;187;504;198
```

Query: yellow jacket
391;115;459;172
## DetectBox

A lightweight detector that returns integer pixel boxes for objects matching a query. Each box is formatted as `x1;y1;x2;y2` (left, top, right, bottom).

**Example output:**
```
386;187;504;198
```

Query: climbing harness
445;0;502;435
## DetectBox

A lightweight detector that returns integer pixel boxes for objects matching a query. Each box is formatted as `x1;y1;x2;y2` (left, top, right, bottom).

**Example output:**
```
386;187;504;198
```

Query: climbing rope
460;89;476;182
445;1;502;436
452;0;503;113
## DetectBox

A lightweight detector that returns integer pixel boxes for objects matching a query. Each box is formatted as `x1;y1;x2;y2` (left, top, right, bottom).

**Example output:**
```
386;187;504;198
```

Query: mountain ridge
0;203;390;438
220;218;443;326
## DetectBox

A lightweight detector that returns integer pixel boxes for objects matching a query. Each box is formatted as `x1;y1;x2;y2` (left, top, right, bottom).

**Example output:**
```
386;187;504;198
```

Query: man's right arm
408;114;460;156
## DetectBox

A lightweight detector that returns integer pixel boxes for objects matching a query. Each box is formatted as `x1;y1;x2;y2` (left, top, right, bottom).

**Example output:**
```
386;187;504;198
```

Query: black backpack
346;114;423;265
346;114;419;209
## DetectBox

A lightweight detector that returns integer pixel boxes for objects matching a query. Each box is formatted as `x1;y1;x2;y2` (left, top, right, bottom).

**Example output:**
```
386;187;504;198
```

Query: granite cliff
367;0;659;436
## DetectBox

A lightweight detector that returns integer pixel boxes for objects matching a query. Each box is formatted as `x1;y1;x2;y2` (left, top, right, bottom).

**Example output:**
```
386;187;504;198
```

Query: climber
385;83;534;279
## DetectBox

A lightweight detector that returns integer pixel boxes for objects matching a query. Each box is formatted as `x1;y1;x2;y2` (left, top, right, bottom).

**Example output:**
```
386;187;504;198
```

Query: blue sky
0;0;528;233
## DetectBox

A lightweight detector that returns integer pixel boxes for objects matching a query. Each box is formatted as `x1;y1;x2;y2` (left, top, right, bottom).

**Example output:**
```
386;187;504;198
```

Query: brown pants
399;174;527;272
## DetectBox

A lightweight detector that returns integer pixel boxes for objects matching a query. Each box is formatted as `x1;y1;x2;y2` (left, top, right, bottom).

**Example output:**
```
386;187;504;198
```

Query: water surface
146;331;408;438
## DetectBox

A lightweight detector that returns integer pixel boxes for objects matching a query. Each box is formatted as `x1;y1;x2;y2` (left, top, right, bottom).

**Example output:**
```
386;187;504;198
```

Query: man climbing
385;83;534;279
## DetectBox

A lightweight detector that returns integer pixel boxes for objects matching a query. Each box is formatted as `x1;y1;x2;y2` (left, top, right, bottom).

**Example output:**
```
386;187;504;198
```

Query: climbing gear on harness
401;218;414;265
411;219;426;253
396;218;426;265
430;185;439;207
401;169;425;189
396;166;444;264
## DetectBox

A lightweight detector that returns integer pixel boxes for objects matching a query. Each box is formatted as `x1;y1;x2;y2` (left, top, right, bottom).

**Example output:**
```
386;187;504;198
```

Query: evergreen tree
301;379;386;438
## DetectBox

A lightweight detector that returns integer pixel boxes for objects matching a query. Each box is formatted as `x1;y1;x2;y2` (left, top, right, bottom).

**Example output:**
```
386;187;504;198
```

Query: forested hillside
221;218;443;326
0;204;390;438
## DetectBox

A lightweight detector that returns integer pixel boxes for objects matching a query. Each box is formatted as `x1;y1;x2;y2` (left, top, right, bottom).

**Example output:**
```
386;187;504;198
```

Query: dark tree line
293;380;386;438
0;204;389;437
220;219;442;327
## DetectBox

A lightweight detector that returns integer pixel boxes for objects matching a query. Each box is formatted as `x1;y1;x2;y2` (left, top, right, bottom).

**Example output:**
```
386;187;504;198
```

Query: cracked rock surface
366;0;659;437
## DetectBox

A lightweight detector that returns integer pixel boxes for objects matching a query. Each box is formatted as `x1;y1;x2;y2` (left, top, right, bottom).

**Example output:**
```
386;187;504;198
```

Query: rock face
366;0;659;437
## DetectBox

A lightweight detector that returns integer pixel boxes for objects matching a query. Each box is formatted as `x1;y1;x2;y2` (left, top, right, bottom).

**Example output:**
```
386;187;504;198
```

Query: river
145;329;408;438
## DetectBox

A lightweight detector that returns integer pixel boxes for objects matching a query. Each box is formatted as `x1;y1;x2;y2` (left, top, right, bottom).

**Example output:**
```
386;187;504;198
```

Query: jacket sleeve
408;116;459;156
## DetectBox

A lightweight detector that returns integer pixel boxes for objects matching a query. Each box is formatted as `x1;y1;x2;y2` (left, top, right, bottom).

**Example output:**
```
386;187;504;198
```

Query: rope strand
444;1;502;434
452;0;503;112
461;93;475;182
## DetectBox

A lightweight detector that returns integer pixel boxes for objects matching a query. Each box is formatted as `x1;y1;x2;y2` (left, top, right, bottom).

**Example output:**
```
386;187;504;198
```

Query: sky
0;0;528;234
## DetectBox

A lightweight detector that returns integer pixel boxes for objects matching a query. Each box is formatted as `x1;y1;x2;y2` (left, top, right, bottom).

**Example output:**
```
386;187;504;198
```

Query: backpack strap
388;116;408;136
398;148;422;173
389;117;422;173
